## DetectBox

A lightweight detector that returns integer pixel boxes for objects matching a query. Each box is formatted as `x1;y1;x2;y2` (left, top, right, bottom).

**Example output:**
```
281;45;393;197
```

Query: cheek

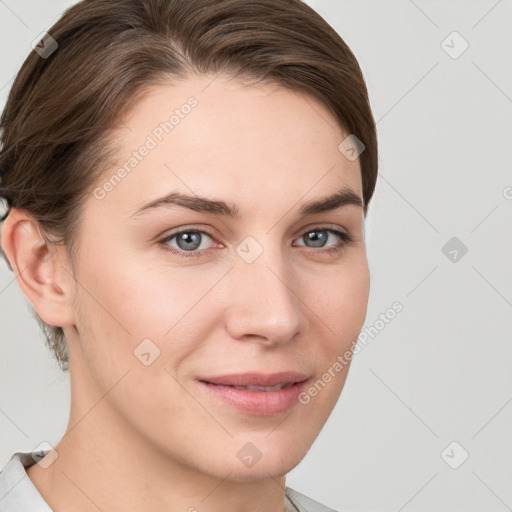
73;254;226;370
297;260;369;414
314;256;370;344
70;259;202;428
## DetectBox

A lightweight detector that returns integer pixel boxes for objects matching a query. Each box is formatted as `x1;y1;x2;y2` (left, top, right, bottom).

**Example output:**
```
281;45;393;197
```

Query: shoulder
285;486;339;512
0;450;53;511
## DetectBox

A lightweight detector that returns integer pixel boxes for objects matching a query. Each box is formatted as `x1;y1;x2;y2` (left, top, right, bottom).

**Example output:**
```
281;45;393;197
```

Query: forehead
92;74;362;218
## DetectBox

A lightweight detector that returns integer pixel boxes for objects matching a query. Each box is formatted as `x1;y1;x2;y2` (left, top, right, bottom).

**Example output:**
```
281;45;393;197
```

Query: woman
0;0;378;510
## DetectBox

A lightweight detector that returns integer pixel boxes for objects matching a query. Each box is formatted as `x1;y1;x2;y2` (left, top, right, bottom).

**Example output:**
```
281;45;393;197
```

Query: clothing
0;450;338;511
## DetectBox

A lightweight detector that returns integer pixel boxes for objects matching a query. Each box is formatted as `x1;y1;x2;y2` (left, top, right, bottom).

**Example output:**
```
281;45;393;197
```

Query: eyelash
157;225;353;259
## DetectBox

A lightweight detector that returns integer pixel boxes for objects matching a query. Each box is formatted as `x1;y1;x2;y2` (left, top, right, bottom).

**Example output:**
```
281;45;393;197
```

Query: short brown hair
0;0;378;371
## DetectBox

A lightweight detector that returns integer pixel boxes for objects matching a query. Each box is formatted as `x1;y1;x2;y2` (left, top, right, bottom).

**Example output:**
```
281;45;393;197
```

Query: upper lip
199;371;309;387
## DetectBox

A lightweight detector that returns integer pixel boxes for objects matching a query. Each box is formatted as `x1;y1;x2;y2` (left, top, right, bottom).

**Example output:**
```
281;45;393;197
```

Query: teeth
232;382;293;391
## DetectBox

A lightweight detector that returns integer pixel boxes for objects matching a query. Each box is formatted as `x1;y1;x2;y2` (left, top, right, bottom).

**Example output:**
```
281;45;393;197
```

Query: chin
222;442;308;483
218;461;293;483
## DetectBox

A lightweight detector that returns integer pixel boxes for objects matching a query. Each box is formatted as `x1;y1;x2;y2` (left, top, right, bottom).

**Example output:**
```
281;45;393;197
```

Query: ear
1;208;76;328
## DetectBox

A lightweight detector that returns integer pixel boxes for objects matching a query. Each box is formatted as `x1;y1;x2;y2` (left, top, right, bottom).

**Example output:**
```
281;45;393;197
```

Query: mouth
198;370;309;388
196;373;311;416
205;382;296;391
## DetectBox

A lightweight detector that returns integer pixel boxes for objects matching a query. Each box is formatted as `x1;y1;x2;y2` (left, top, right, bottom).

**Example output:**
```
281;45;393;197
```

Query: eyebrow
129;186;363;219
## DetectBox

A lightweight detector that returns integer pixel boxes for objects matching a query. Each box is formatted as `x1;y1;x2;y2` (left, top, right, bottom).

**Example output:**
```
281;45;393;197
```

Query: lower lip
198;379;309;416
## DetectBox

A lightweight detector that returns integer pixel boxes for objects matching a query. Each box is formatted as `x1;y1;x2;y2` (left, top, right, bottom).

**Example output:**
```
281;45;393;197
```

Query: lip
197;372;310;416
198;371;309;387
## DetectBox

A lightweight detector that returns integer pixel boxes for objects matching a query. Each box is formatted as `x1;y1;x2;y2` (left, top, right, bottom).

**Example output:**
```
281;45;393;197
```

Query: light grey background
1;1;511;511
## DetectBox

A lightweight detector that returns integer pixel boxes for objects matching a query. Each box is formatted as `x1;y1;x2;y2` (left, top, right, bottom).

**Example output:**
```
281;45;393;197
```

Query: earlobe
1;208;75;327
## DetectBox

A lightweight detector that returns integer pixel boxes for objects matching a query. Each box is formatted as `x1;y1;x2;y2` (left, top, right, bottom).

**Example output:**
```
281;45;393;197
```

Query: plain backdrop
1;1;511;511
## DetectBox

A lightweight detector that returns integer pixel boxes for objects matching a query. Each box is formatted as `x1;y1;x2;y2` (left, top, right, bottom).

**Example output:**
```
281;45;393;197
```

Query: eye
158;226;352;258
294;227;353;255
159;228;217;258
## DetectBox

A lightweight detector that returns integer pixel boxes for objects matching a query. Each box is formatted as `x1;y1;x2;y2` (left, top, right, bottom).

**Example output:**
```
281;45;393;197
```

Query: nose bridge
225;237;305;343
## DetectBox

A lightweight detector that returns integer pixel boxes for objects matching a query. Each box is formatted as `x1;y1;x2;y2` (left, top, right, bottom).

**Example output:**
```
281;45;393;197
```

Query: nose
224;245;307;346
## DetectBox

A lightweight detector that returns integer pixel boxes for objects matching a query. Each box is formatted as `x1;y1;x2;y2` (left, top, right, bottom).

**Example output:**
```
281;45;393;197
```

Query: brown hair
0;0;378;372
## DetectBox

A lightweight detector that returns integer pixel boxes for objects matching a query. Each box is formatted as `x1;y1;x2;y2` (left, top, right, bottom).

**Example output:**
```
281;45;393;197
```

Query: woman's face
62;73;370;480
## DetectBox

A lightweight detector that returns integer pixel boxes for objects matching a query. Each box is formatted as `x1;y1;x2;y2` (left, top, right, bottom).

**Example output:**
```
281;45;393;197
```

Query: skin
2;73;370;512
